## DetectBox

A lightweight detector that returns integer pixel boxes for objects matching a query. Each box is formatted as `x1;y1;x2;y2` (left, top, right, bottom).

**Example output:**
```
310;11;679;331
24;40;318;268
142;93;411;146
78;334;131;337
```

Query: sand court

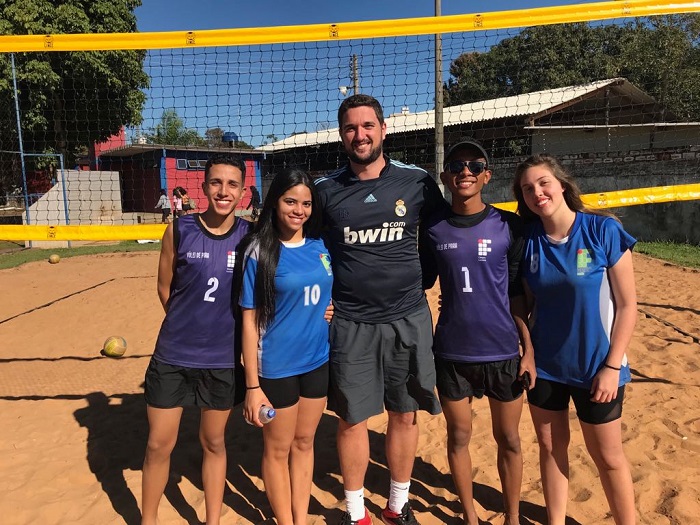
0;251;698;524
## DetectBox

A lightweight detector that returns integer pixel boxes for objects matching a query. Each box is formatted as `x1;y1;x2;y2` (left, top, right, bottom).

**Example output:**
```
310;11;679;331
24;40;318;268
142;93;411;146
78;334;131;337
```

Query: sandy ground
0;251;698;525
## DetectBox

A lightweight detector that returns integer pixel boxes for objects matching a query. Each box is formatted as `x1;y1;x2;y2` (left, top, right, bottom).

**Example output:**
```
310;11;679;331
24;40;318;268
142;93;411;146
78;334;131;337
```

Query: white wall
25;170;124;248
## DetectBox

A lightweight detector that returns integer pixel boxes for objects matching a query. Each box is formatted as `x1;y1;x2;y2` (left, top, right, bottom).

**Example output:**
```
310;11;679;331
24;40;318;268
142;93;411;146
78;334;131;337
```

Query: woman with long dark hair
513;153;637;525
239;168;332;525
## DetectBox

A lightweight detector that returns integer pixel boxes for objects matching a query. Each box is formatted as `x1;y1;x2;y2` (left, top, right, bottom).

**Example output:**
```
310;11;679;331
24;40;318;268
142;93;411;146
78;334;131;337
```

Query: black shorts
260;362;329;409
435;356;523;402
527;377;625;425
144;359;236;410
328;304;441;424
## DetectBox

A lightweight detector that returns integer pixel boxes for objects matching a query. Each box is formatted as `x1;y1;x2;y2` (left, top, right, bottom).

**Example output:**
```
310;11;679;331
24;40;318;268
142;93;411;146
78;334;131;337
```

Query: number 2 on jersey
204;277;219;302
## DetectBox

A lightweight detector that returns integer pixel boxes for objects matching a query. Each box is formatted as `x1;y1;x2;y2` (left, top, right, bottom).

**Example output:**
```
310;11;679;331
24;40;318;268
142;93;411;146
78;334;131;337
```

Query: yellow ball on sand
101;336;127;358
48;254;60;264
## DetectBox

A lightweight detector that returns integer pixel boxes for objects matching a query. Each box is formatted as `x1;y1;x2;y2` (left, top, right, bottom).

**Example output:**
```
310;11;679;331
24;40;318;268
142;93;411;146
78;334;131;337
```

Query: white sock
388;479;410;514
345;487;366;521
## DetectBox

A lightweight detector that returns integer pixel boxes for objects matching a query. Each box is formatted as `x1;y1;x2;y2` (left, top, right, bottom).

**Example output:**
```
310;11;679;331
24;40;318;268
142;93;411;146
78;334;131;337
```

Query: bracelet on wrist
603;363;621;371
246;385;261;390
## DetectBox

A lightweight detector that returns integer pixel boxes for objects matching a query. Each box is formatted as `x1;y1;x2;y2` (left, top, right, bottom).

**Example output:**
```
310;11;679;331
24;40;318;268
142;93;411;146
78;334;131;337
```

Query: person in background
239;169;332;525
513;153;637;525
180;187;196;214
422;140;535;525
172;188;183;218
141;154;250;525
154;188;171;224
315;94;444;525
247;184;262;220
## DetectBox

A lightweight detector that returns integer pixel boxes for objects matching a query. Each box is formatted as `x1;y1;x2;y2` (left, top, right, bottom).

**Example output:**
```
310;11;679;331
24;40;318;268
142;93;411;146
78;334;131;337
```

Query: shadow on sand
64;390;559;524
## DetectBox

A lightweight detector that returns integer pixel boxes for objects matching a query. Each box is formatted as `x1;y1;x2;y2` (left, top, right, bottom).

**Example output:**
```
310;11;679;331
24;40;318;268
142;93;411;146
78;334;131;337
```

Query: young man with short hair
315;94;444;525
422;140;536;525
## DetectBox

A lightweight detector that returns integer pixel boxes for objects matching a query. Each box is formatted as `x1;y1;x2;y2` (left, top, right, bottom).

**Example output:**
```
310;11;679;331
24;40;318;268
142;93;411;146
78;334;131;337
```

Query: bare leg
385;411;419;483
337;418;369;491
580;419;636;524
489;396;524;525
290;397;326;524
199;408;231;525
440;397;479;525
529;405;570;525
262;404;298;525
141;406;183;525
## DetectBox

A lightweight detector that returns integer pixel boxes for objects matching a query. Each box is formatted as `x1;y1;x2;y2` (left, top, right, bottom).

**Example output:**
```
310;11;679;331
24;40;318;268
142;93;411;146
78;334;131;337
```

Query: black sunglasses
445;160;487;175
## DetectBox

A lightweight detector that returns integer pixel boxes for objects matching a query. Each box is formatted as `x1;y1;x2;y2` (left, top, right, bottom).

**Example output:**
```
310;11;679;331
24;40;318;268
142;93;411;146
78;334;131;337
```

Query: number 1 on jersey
461;266;473;293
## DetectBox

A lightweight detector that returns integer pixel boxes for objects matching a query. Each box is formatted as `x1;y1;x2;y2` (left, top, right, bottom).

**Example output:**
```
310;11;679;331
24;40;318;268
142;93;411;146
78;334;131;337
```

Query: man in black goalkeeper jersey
315;94;444;525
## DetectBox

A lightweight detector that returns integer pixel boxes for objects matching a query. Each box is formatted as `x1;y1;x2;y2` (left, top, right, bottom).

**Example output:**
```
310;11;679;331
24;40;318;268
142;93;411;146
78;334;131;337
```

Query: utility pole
351;54;359;94
434;0;445;192
340;55;360;97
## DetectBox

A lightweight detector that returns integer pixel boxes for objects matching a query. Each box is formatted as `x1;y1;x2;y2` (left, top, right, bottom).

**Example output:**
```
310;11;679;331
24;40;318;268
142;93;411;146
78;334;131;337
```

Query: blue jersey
523;212;636;388
240;237;333;379
154;214;252;368
424;205;523;363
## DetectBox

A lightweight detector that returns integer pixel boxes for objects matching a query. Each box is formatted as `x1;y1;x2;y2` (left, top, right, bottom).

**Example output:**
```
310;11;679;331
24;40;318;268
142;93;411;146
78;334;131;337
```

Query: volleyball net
0;0;699;243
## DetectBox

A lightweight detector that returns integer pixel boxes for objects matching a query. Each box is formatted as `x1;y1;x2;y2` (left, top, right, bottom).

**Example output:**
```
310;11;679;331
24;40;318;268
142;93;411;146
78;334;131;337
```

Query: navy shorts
260;361;329;409
144;358;236;410
328;304;442;424
527;377;625;425
435;356;523;402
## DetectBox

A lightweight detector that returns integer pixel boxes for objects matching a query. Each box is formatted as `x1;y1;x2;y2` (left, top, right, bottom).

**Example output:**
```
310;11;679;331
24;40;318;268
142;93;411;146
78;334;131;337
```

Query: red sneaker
381;502;419;525
339;506;372;525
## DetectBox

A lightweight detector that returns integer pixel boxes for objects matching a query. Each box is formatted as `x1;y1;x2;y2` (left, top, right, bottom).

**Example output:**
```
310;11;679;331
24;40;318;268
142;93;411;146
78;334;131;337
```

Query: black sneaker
339;507;372;525
381;502;418;525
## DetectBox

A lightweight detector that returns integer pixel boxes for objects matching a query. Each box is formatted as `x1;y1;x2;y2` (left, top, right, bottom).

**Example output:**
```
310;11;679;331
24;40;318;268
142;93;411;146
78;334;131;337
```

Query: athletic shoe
381;502;419;525
339;507;372;525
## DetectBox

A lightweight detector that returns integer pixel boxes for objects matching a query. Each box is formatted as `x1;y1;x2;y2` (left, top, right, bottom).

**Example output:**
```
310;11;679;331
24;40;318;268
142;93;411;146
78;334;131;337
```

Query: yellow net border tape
1;1;699;52
493;183;700;212
2;183;699;241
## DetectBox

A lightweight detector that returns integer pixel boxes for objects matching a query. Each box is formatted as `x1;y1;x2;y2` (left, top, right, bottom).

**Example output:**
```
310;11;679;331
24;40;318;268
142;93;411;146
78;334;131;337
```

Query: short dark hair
338;94;384;127
204;153;246;182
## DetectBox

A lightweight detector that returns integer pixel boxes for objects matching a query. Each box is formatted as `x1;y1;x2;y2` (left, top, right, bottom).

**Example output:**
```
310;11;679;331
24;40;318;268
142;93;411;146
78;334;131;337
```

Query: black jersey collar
346;154;391;181
447;204;492;228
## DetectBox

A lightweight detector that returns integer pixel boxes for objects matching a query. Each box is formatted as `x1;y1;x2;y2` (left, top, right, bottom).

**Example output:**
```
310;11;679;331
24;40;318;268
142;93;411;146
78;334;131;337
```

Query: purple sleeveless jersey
424;206;521;363
153;214;251;368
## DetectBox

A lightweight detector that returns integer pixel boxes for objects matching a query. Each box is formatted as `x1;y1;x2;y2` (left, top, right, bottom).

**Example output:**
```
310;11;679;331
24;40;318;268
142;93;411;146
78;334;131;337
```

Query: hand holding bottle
244;386;275;426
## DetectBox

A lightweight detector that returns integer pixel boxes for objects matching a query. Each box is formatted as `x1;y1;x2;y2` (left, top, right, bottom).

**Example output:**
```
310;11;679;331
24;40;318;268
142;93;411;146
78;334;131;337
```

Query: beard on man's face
346;140;383;165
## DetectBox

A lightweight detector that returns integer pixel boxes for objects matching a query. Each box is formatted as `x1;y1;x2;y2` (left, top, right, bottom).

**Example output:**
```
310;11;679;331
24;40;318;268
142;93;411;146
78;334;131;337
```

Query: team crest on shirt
226;251;236;273
394;199;407;217
477;239;492;261
319;253;333;276
576;248;592;276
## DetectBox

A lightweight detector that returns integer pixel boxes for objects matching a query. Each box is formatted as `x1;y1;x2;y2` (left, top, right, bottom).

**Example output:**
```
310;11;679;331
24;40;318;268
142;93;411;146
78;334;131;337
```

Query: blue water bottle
258;405;276;424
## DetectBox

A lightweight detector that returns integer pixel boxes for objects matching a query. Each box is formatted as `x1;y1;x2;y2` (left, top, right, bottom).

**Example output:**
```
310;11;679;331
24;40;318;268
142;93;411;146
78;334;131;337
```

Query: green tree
618;15;700;120
146;109;205;146
205;127;224;148
444;16;700;120
0;0;149;179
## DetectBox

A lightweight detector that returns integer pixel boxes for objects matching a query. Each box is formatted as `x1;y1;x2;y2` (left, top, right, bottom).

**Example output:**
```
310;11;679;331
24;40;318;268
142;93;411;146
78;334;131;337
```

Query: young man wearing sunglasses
422;140;536;525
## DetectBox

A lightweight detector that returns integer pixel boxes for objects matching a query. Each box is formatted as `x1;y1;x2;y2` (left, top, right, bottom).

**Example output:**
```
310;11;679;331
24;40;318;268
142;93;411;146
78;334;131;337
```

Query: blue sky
132;1;601;146
136;1;590;32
